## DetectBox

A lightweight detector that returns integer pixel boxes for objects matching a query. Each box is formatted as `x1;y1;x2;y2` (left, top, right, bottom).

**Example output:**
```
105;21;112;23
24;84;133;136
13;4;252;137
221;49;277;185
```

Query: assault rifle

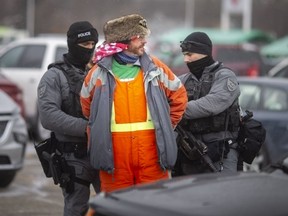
176;125;219;172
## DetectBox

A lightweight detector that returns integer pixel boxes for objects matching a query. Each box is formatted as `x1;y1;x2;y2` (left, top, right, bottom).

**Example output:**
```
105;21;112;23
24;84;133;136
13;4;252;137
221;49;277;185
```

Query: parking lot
0;142;64;216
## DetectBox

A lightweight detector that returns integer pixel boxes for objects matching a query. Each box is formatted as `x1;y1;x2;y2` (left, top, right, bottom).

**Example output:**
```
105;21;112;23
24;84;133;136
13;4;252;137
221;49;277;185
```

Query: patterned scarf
93;42;128;63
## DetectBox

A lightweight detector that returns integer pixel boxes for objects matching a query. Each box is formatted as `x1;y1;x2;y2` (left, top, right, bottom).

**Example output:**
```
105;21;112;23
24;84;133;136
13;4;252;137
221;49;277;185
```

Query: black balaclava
66;21;98;69
180;31;215;79
186;56;215;80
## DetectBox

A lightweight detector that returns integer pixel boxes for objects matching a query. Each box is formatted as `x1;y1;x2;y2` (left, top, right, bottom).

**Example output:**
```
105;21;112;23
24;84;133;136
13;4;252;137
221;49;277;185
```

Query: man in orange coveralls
80;14;187;193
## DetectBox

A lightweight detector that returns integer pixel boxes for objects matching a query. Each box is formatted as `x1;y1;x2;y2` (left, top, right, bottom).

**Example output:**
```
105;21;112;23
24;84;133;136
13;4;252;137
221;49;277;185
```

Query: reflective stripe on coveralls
111;103;154;132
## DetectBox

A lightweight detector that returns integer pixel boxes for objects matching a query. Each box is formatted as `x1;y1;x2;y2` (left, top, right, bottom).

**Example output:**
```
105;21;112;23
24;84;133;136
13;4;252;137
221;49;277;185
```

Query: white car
0;36;68;140
0;90;28;188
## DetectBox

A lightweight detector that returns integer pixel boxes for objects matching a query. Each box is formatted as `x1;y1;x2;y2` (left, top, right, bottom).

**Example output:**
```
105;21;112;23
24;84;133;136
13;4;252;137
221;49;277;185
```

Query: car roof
89;171;288;216
156;27;274;45
0;36;67;55
261;35;288;58
237;76;288;88
0;36;66;49
29;37;66;44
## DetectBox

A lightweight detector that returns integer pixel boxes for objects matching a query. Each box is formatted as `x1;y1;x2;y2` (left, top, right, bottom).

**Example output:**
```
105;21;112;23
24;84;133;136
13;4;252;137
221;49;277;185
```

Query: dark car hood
90;172;288;216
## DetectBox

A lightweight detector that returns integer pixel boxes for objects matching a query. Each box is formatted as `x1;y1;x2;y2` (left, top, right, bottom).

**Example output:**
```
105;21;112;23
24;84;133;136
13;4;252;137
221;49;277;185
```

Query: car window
55;46;68;61
239;84;261;110
0;46;23;67
263;87;288;111
240;83;288;111
0;45;45;68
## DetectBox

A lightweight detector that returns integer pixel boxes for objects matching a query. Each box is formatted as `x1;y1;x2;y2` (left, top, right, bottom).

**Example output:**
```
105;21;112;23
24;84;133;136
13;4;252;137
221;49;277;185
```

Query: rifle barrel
176;125;219;172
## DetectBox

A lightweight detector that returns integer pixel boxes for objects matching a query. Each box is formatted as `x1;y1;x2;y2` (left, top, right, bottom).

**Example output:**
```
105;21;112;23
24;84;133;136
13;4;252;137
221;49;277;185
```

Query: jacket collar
98;52;158;77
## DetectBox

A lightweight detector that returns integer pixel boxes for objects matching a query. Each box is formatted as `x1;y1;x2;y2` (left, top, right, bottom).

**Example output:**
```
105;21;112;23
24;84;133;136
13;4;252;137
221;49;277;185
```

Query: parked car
238;77;288;169
267;57;288;78
0;36;68;140
261;35;288;69
0;25;28;47
86;155;288;216
150;28;272;77
0;73;25;117
0;89;28;188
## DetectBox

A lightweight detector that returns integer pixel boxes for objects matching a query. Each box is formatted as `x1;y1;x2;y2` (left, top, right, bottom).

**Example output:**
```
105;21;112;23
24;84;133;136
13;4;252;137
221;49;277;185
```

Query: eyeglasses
131;35;147;41
180;40;208;50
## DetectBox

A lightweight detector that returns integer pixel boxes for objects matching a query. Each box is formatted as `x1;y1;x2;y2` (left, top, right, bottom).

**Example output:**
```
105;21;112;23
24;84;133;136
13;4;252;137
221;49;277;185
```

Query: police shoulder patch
227;78;237;92
38;85;46;98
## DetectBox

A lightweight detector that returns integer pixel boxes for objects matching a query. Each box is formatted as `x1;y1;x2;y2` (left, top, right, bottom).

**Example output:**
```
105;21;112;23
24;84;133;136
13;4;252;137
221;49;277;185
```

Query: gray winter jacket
179;61;240;143
37;64;87;142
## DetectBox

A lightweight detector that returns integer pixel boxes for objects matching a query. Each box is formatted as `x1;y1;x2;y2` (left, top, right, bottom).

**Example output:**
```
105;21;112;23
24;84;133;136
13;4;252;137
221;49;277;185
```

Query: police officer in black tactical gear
173;31;241;176
37;21;100;216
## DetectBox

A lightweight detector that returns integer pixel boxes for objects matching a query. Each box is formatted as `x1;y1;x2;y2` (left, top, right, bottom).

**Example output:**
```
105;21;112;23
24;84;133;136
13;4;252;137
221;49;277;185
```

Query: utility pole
242;0;252;31
184;0;195;28
26;0;35;37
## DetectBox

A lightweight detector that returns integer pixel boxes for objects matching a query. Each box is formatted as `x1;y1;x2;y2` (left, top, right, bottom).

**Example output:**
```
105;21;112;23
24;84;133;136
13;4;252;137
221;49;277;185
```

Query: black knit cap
180;31;212;56
67;21;98;44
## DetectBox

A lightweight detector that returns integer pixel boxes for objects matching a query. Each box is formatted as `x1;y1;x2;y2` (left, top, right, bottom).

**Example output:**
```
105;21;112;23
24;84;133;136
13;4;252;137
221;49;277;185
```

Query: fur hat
103;14;151;43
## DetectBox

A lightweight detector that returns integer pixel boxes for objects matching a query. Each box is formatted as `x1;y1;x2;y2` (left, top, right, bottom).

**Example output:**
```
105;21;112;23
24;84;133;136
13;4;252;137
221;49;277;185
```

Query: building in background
0;26;28;46
0;0;287;39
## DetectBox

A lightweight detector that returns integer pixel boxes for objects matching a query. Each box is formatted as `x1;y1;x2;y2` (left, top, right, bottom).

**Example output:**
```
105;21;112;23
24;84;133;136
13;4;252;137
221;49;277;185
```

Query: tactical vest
182;64;240;134
48;61;86;119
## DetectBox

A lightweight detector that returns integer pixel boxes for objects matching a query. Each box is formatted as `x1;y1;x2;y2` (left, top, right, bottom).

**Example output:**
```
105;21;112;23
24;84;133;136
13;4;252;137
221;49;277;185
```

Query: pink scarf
93;42;128;63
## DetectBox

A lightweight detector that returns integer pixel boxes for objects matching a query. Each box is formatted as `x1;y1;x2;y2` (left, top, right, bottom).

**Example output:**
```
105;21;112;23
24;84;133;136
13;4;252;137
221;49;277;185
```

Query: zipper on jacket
107;168;115;174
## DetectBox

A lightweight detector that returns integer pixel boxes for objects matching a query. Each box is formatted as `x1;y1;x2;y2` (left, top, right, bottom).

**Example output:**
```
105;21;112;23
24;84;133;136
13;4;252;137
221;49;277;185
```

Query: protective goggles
180;40;208;51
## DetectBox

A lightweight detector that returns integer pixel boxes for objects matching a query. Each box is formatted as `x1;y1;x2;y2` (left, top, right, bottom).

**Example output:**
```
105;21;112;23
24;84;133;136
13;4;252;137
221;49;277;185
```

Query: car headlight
13;132;27;144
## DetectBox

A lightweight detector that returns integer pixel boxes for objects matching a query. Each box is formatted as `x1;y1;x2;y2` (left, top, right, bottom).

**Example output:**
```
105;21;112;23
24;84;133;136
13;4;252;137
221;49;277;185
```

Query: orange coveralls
81;56;187;192
100;71;168;192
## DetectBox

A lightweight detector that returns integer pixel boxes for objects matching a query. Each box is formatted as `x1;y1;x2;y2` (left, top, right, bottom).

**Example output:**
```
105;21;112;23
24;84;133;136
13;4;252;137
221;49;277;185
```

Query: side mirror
282;157;288;174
